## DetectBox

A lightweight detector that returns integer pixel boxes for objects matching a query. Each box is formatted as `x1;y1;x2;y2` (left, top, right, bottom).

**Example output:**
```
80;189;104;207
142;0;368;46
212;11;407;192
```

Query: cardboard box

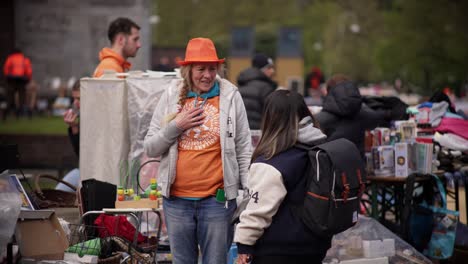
15;210;69;261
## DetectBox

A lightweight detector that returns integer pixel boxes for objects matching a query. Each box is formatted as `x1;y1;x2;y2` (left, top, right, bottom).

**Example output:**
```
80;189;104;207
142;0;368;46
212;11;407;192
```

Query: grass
21;180;57;193
0;115;68;135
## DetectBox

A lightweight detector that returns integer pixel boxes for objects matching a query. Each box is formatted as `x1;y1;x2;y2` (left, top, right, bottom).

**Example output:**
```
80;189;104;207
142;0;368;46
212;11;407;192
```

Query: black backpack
295;138;366;237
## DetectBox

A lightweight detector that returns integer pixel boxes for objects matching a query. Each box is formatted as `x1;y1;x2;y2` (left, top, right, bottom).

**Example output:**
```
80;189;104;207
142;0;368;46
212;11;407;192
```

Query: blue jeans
163;196;237;264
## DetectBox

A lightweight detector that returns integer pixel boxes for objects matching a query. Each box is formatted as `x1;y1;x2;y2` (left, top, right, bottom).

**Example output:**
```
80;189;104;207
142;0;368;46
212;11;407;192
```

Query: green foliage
152;0;468;95
302;1;340;72
374;0;468;94
0;116;67;135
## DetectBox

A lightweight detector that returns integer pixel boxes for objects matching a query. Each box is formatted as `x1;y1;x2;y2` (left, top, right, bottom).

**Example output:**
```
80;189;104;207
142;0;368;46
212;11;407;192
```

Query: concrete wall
0;0;15;81
15;0;151;94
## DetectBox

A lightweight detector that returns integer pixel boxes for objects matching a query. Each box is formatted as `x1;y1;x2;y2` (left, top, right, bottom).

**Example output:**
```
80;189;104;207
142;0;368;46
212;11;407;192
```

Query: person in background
2;48;32;119
56;80;81;192
144;37;251;264
93;17;141;77
52;83;71;117
235;90;330;264
304;66;324;92
153;56;173;72
237;53;277;130
63;80;80;156
304;66;325;106
314;74;386;159
173;56;183;67
25;79;39;117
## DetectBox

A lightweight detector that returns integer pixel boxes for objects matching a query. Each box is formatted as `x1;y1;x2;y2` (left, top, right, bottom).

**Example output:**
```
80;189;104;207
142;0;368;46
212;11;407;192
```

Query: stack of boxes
367;120;435;178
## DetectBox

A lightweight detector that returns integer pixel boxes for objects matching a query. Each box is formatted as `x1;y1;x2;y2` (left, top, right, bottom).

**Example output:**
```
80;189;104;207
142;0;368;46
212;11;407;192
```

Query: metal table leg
371;183;379;219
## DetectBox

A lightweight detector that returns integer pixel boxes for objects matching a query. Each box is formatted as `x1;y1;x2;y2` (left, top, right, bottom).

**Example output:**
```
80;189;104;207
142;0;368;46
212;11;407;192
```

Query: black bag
80;179;117;230
295;138;366;237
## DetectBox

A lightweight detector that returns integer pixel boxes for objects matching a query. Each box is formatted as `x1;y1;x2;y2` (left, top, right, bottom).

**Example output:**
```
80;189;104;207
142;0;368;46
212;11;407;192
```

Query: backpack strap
357;169;365;196
341;172;350;202
295;143;313;151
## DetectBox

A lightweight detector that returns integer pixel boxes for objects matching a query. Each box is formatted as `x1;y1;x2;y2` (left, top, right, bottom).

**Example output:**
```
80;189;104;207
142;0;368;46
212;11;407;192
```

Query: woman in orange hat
144;37;251;264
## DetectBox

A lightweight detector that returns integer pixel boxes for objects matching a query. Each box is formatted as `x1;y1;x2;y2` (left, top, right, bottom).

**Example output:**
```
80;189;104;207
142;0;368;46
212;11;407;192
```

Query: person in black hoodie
315;74;386;159
56;80;80;192
237;53;277;129
63;80;80;156
234;90;330;264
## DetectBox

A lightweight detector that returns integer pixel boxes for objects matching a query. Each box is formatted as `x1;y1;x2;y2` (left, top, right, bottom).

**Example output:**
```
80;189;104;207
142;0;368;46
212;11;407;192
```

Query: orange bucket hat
178;38;225;65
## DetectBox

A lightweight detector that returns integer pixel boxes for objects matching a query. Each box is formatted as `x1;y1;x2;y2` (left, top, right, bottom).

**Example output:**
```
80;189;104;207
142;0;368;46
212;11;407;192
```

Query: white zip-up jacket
144;77;252;200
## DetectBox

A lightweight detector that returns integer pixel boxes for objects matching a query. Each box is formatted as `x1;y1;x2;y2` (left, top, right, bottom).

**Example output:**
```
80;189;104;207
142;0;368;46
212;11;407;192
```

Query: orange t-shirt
171;96;223;198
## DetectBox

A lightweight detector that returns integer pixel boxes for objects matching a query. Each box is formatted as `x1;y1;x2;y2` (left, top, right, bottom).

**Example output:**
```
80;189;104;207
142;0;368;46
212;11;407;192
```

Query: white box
394;142;416;177
339;257;388;264
362;239;395;258
372;146;394;176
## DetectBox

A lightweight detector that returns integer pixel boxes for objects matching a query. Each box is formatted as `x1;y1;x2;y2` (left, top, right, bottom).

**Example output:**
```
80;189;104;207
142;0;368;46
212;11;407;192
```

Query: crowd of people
141;36;403;264
2;15;467;264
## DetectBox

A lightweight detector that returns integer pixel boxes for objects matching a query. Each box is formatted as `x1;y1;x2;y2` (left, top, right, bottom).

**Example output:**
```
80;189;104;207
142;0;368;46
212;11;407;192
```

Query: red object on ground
94;214;146;243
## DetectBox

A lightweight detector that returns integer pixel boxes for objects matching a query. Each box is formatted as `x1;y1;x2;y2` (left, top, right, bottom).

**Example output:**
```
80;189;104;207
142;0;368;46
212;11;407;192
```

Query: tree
376;0;468;95
152;0;468;95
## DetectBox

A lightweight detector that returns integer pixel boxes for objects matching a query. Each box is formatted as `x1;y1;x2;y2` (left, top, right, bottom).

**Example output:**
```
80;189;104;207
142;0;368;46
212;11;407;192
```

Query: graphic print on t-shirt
178;98;220;150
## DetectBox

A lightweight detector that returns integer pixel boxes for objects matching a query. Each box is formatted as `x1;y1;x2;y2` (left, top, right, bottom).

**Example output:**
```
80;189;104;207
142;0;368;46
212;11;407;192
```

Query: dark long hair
252;90;317;161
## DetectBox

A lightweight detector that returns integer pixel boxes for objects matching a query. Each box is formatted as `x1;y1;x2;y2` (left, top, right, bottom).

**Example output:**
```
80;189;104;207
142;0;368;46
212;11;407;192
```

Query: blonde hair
162;65;193;124
164;63;224;124
178;64;193;106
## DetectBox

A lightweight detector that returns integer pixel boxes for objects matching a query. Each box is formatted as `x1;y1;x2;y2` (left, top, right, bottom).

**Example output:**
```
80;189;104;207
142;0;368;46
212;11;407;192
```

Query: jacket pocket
224;149;239;186
157;153;170;184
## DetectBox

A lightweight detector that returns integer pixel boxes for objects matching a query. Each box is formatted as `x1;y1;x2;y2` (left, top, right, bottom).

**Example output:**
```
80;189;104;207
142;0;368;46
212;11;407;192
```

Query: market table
77;208;163;263
363;171;447;240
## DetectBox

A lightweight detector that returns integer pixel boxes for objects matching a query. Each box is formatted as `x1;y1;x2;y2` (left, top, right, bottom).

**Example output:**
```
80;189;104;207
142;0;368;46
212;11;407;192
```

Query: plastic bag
408;174;459;259
323;215;432;263
0;173;22;253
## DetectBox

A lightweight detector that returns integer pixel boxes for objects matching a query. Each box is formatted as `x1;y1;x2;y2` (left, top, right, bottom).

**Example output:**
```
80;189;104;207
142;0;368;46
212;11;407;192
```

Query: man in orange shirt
93;17;141;77
3;48;32;119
